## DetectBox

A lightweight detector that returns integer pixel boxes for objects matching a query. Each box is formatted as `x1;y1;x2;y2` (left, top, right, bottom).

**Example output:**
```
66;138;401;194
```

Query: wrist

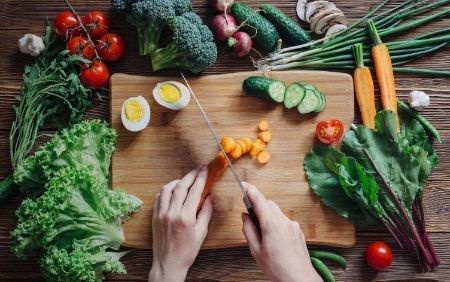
148;262;188;282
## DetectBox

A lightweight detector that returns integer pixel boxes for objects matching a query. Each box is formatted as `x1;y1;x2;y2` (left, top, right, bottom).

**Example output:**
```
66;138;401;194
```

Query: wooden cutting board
110;71;355;249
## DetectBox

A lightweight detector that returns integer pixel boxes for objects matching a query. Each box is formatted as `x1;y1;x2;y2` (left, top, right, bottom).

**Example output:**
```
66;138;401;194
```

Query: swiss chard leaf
304;144;379;227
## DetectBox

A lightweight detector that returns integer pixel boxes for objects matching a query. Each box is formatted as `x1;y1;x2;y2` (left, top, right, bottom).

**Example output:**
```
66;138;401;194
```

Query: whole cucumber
231;2;280;52
260;4;312;45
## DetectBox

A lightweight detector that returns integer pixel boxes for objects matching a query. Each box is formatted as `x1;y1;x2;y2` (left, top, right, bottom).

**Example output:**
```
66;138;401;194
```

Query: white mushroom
296;0;308;21
310;9;342;34
18;34;45;57
314;10;347;35
305;1;337;23
325;23;348;38
408;90;430;111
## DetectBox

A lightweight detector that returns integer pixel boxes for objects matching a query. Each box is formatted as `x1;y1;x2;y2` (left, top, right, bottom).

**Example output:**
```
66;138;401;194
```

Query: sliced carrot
221;136;236;153
230;143;243;159
197;153;229;211
249;142;262;157
242;137;252;151
258;131;272;143
236;140;248;154
258;120;269;131
257;150;271;164
255;138;266;150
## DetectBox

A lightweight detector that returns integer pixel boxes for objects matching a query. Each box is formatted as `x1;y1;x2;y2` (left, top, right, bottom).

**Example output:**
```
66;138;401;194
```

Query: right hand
241;182;322;282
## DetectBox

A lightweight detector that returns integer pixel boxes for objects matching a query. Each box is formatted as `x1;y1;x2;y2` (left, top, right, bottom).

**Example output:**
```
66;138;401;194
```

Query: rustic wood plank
0;0;450;281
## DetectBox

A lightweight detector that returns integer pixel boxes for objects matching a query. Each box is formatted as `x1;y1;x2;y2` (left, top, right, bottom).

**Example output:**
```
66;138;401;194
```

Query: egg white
121;96;151;132
153;81;190;110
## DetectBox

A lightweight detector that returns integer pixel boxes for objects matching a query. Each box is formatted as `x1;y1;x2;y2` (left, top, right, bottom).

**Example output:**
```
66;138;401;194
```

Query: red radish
227;31;252;57
211;14;239;42
210;0;235;12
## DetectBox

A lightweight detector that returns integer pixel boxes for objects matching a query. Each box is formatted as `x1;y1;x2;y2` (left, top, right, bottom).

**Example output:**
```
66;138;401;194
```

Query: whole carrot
352;43;377;129
197;152;229;212
368;20;399;130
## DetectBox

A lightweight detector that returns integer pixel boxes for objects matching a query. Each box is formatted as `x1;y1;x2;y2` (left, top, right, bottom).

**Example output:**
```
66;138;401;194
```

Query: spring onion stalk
258;0;450;77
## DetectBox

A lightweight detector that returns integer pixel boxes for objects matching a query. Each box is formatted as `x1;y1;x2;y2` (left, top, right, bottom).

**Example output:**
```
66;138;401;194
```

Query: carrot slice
257;150;271;164
230;143;243;159
243;137;252;151
255;138;266;150
258;120;269;131
258;131;272;143
221;136;236;153
236;140;248;154
197;153;229;211
249;142;261;157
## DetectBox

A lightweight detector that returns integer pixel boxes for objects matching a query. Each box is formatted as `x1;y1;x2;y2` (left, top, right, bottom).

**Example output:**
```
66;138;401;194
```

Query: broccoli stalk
136;23;163;56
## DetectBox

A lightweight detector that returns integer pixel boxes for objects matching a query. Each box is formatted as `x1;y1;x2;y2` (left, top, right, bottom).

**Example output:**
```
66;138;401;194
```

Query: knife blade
181;73;260;232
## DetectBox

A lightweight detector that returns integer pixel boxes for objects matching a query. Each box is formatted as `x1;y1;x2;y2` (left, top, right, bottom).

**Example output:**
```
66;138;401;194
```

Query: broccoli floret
112;0;177;55
173;0;192;14
151;15;217;73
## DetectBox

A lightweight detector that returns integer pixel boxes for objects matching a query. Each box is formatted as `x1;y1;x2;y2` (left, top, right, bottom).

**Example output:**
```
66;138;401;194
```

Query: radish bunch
210;0;252;57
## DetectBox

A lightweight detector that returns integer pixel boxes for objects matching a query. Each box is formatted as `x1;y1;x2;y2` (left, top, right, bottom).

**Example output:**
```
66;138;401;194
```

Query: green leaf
304;144;379;227
375;110;398;142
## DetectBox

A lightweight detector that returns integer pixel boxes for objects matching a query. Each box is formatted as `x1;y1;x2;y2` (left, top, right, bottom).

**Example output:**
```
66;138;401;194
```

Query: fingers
196;195;213;239
184;165;209;214
241;213;261;255
268;200;283;216
242;182;270;224
169;169;199;212
159;180;180;214
152;193;161;220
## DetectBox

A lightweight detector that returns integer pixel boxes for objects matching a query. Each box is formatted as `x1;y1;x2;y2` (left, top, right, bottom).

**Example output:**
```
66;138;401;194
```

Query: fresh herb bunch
305;103;440;271
10;23;98;169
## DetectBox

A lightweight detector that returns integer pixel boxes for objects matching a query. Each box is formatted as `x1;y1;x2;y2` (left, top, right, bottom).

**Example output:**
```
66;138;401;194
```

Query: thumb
242;213;261;255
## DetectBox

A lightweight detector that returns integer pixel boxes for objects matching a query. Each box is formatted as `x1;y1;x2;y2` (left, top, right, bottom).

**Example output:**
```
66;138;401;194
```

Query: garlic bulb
408;90;430;111
18;34;45;57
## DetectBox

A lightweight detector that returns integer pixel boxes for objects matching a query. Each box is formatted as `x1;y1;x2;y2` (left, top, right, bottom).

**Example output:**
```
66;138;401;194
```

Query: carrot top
368;20;383;45
352;43;365;68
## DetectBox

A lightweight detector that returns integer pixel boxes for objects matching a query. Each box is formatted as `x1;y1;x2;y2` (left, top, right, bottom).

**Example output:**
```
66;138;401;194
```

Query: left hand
148;166;213;282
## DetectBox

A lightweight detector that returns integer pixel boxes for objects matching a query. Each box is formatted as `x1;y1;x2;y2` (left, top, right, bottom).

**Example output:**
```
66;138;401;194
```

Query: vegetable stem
368;20;383;45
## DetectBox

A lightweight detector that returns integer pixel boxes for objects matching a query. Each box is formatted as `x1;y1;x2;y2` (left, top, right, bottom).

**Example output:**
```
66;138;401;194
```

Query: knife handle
247;206;261;234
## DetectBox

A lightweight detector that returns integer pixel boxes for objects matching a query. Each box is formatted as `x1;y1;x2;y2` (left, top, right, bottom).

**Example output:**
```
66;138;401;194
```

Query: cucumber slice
315;91;327;112
298;89;320;114
243;76;286;103
284;83;306;109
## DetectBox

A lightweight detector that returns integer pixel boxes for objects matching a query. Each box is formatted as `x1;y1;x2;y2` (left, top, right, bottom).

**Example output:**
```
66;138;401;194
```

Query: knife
181;73;261;233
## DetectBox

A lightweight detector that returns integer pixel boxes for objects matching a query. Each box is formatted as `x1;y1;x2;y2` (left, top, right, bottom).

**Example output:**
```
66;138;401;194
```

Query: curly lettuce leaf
11;166;142;259
41;240;127;282
304;144;379;227
14;120;117;196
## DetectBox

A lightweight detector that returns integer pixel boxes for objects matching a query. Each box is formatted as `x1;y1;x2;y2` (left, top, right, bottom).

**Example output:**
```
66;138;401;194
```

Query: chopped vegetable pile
11;120;142;281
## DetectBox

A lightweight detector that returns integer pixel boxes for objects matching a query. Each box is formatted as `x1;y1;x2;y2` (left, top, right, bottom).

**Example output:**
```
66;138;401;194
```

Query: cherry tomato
80;61;110;88
82;11;110;39
316;119;344;144
66;36;95;59
54;11;80;39
366;241;393;271
96;33;125;62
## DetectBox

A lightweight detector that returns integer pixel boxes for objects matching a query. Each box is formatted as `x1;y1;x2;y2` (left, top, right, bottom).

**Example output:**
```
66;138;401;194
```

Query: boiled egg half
121;96;151;132
153;81;190;110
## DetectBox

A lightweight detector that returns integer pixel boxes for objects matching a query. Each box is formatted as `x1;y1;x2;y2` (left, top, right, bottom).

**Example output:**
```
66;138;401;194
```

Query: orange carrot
249;142;262;157
230;143;243;159
197;152;229;211
236;140;248;154
242;137;252;151
258;131;272;143
352;43;377;129
257;150;271;164
368;20;399;130
258;120;269;131
220;136;236;153
255;138;266;150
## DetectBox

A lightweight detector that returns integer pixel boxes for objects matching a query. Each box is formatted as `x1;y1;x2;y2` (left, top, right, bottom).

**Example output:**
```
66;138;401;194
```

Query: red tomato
54;11;80;39
82;11;110;39
366;241;393;271
80;61;110;88
66;36;95;59
96;33;125;62
316;119;344;144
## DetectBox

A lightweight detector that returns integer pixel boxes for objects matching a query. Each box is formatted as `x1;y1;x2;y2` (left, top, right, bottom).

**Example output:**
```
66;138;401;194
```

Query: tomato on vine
96;33;125;62
80;60;110;88
54;11;80;39
66;35;95;59
82;11;110;39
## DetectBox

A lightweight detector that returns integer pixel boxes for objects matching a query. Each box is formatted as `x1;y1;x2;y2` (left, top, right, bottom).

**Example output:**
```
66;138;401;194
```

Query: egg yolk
125;99;144;122
160;83;181;103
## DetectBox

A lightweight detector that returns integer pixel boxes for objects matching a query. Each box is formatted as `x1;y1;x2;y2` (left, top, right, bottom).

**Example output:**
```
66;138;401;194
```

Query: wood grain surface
0;0;449;281
110;71;355;249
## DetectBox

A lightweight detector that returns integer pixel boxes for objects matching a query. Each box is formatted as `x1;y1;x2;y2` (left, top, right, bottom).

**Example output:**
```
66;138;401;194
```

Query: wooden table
0;0;449;281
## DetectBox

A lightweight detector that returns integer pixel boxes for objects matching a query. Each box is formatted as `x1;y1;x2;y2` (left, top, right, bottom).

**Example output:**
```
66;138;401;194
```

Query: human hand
148;166;213;282
241;182;322;282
